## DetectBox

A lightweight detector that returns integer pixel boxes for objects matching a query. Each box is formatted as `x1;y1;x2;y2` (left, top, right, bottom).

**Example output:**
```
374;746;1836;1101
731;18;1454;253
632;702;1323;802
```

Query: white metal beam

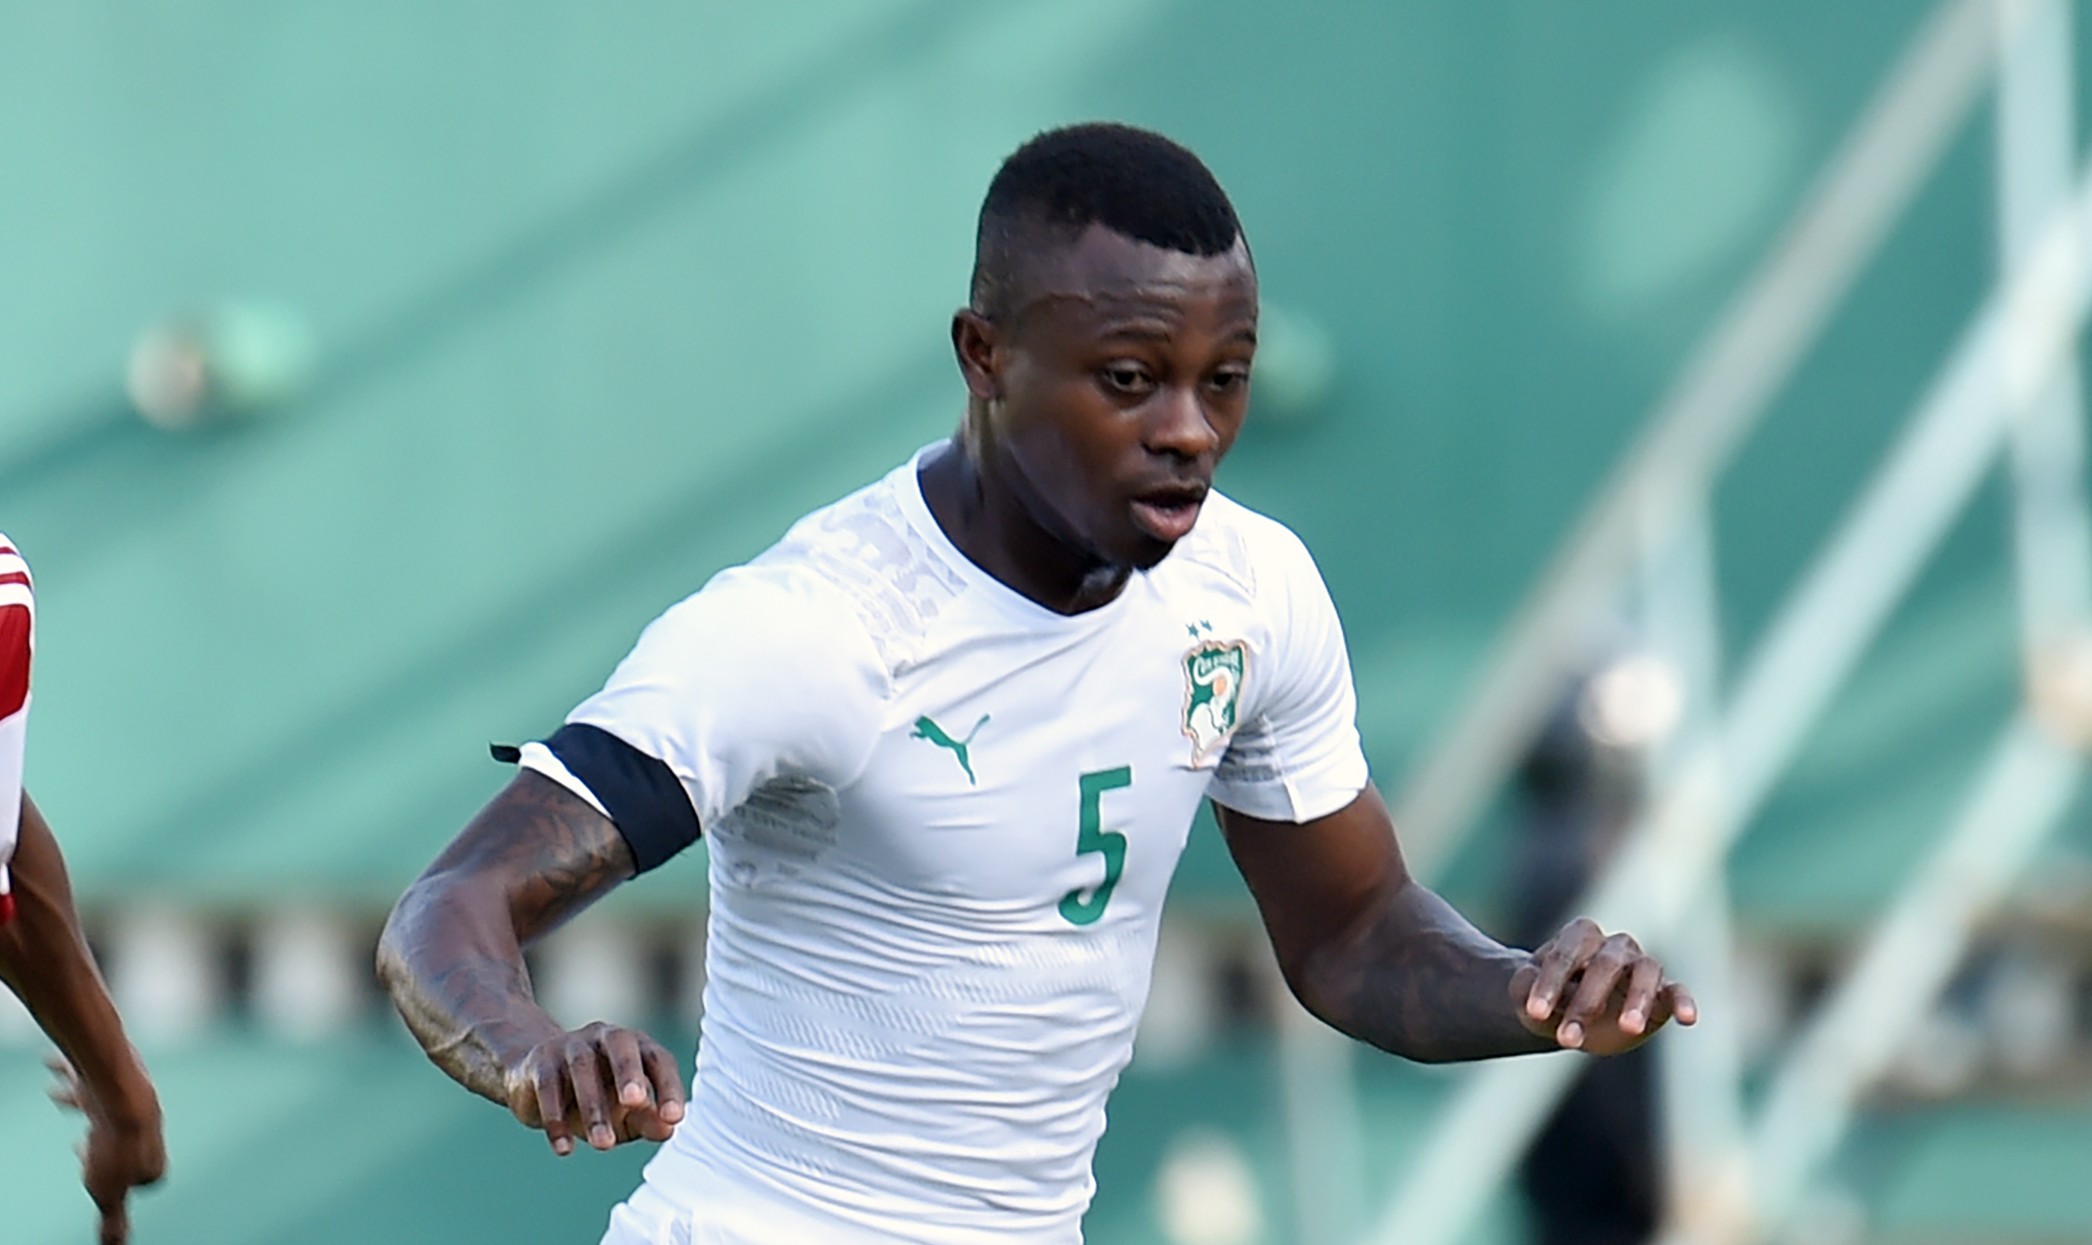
1392;0;2011;881
1362;115;2092;1245
1741;717;2081;1238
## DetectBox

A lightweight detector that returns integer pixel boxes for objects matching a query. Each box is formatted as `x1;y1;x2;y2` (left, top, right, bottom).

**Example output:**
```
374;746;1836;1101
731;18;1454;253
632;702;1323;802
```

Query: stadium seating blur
3;3;2088;1242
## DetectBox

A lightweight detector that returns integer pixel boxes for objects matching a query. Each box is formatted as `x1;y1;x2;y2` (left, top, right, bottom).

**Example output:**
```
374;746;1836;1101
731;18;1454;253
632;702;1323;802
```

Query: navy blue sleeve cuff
541;723;702;873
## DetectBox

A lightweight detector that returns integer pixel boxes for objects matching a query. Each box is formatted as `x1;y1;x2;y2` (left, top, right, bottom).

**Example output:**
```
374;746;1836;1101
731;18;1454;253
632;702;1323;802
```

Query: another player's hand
1509;917;1698;1056
46;1056;167;1245
503;1021;686;1156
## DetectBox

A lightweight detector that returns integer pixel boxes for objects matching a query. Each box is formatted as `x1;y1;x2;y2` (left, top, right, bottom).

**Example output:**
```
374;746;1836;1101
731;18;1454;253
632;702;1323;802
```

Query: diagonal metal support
1361;55;2092;1245
1391;0;2009;882
1736;717;2081;1240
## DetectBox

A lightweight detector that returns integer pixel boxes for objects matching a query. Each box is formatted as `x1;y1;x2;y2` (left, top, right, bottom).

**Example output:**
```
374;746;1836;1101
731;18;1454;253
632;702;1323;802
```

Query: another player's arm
0;792;166;1243
376;770;685;1155
1218;785;1696;1062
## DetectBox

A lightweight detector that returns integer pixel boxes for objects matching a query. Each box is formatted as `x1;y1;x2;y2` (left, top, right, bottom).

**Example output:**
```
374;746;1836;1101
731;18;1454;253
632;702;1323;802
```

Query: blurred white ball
1578;651;1687;750
127;302;313;431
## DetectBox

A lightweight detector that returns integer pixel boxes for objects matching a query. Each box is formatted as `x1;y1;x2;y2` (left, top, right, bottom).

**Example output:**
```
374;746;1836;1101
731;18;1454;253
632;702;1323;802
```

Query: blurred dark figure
1510;682;1661;1245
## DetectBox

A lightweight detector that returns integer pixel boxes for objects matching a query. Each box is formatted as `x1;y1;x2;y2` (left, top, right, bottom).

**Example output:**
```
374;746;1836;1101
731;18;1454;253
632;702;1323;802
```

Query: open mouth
1129;485;1207;543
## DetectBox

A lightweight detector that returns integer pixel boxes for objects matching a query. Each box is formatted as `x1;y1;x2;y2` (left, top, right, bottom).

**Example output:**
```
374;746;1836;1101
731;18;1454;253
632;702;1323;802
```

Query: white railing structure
1295;3;2092;1244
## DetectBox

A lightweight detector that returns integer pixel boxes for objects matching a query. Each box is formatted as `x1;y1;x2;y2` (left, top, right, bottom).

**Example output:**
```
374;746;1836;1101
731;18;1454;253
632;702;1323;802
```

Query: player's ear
951;308;1001;403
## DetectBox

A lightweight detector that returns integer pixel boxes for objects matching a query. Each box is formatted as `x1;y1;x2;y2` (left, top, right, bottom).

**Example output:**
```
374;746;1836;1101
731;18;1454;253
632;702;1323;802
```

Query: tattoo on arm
377;772;637;1106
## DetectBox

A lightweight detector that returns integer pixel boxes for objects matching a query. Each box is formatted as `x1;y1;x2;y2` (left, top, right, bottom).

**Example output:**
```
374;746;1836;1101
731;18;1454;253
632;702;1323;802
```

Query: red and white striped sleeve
0;532;32;922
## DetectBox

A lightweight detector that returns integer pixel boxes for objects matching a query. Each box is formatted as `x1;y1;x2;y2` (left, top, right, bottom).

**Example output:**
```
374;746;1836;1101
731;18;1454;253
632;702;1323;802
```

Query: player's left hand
1509;917;1698;1056
46;1055;167;1245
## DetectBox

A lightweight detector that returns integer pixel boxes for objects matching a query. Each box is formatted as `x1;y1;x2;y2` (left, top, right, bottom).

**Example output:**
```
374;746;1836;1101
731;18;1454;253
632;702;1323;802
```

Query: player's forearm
377;882;567;1107
1295;879;1553;1062
379;771;639;1106
0;795;158;1124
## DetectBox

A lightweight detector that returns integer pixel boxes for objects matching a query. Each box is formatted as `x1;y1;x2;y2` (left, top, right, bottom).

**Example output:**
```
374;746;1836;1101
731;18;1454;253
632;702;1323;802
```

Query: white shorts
600;1151;1083;1245
599;1172;892;1245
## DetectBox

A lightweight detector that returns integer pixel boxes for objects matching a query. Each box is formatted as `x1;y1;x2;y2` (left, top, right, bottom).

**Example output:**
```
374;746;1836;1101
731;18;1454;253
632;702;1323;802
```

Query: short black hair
970;122;1245;316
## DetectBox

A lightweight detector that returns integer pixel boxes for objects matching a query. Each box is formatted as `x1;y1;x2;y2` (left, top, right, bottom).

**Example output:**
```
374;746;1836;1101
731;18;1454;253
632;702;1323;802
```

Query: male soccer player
379;123;1697;1245
0;534;167;1245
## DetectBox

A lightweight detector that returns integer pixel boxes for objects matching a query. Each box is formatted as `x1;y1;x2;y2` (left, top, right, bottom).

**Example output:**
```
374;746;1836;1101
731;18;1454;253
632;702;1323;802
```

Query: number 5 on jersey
1060;767;1132;926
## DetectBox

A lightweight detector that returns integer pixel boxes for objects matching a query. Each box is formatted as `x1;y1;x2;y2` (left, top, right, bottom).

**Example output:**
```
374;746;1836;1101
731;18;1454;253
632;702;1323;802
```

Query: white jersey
0;533;32;917
530;449;1368;1244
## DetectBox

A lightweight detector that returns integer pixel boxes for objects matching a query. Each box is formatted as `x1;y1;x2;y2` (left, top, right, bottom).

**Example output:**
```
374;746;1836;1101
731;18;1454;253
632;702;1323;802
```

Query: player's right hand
502;1021;686;1156
46;1056;167;1245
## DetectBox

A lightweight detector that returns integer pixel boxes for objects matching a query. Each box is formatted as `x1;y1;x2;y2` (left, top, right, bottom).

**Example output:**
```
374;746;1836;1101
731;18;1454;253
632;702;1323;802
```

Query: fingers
1522;917;1602;1025
85;1162;132;1242
516;1023;686;1155
618;1038;686;1142
1618;954;1663;1037
97;1202;129;1245
1664;980;1700;1026
45;1056;85;1113
640;1039;687;1134
563;1031;620;1152
1556;933;1639;1049
529;1055;575;1157
602;1027;652;1115
88;1171;132;1244
1520;919;1702;1054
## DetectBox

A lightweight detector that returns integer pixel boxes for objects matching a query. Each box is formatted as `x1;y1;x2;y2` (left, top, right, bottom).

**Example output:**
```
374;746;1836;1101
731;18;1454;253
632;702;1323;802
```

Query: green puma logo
911;713;990;785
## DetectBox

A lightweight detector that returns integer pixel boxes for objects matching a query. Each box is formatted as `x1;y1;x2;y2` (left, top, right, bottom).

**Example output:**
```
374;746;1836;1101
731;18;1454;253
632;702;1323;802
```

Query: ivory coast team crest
1181;639;1248;763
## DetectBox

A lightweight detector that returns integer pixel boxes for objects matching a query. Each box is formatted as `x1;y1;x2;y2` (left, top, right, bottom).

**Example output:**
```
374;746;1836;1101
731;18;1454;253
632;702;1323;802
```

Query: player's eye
1099;364;1154;396
1208;366;1251;394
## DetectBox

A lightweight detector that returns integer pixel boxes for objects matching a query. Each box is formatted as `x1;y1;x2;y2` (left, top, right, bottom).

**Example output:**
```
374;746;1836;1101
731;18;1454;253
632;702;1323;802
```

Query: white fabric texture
545;451;1369;1243
565;566;890;830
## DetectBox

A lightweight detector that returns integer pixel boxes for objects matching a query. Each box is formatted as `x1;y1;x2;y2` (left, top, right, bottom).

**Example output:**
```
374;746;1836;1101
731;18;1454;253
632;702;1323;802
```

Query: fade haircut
970;122;1245;318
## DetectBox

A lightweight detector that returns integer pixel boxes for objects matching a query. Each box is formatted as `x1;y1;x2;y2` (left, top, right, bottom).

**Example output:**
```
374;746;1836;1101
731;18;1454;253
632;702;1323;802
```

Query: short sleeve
1205;527;1368;823
529;564;888;869
0;535;34;901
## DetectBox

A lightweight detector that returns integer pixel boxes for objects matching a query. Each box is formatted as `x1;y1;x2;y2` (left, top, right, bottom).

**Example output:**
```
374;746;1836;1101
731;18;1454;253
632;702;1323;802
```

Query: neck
920;430;1129;615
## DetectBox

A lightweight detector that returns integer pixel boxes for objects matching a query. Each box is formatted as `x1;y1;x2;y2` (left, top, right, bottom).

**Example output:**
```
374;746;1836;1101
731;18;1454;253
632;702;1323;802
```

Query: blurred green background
2;3;2088;1243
